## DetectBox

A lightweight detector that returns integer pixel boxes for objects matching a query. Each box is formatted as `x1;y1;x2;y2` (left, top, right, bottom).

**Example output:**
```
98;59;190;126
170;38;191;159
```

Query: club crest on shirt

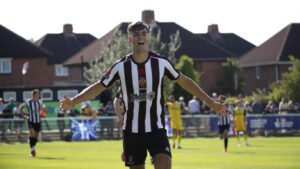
139;76;147;89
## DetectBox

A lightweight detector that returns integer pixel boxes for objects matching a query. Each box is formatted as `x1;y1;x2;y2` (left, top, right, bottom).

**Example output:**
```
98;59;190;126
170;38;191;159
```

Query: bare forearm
113;98;123;117
71;82;105;105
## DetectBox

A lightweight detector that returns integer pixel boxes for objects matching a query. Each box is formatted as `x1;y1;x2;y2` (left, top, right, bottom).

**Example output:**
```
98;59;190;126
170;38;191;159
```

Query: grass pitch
0;137;300;169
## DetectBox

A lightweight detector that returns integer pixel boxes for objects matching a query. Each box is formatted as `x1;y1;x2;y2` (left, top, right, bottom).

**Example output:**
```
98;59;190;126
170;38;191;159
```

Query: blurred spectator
67;106;80;128
287;100;295;113
244;101;253;115
6;97;16;132
41;104;51;130
263;101;276;115
252;98;264;114
279;98;289;114
201;102;212;114
13;103;24;140
57;110;66;140
212;92;218;102
179;96;189;115
1;106;10;141
100;101;115;137
81;105;91;117
188;96;200;114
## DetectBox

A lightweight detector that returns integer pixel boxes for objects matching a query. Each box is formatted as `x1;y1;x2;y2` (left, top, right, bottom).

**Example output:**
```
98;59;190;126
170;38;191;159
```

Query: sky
1;0;300;46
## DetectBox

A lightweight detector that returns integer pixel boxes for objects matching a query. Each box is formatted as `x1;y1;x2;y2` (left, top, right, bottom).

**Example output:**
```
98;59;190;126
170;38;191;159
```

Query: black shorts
28;122;41;132
123;129;171;167
218;124;230;134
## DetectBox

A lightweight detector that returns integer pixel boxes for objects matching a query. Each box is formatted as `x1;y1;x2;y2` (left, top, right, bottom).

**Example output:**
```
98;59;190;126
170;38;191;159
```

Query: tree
218;58;244;96
270;56;300;102
84;28;181;98
173;55;200;101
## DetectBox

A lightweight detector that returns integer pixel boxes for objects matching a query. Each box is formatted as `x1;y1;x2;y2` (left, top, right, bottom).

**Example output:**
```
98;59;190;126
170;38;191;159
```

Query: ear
128;35;132;42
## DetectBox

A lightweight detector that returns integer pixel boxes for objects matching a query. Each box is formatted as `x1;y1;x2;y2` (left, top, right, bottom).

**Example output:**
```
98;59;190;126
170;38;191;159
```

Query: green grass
1;137;300;169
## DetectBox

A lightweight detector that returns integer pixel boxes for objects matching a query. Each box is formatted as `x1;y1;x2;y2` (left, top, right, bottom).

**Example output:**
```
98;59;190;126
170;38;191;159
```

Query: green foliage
270;56;300;102
173;55;200;101
218;58;244;96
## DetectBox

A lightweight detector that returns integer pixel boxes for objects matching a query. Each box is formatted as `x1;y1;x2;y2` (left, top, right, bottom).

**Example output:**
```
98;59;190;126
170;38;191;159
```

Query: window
55;64;69;76
3;91;16;102
41;89;53;101
0;59;11;73
23;91;32;101
57;90;78;100
256;66;261;80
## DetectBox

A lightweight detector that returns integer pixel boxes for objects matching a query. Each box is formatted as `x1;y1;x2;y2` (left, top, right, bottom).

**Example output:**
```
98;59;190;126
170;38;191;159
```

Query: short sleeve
163;58;180;80
100;62;120;88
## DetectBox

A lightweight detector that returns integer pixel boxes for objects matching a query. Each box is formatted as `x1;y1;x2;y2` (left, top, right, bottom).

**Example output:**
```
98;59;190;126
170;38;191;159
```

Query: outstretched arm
60;82;106;111
175;73;226;112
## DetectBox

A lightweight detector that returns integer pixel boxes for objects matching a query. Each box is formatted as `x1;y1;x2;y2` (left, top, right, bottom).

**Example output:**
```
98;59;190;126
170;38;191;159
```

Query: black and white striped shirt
217;106;233;126
25;99;42;123
101;51;180;133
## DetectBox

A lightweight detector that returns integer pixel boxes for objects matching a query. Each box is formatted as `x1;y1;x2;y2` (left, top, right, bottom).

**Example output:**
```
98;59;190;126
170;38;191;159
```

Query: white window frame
23;91;32;101
0;58;11;73
41;89;53;101
55;64;69;76
57;90;78;100
256;66;261;80
3;91;16;102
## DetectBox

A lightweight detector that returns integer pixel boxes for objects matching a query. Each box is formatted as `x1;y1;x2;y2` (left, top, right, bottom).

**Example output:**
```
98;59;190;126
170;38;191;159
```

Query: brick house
0;25;51;102
238;23;300;95
0;24;96;102
65;10;254;94
36;24;96;86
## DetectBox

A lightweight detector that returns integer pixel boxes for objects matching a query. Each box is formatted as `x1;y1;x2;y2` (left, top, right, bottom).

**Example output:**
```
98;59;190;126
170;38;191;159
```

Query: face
128;28;149;53
33;92;40;100
169;96;175;102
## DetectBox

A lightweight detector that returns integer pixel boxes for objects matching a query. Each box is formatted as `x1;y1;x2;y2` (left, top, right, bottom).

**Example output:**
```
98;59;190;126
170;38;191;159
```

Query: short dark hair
127;21;149;35
32;89;39;95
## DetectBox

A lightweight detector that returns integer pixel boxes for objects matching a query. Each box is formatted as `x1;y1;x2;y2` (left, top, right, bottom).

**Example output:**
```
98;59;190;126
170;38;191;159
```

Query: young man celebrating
20;89;42;157
217;95;233;152
60;21;226;169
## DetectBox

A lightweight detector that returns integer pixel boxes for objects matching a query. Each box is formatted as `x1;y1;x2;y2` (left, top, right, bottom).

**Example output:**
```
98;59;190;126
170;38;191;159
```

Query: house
238;23;300;95
36;24;96;86
0;24;96;102
64;10;241;94
198;24;255;57
0;24;51;102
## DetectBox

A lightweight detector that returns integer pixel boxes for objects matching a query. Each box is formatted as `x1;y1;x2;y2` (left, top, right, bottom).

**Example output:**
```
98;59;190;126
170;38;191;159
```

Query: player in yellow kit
166;95;183;149
233;100;250;146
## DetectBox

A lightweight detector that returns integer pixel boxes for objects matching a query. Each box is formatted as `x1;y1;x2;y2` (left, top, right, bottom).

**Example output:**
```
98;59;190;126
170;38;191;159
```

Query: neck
132;51;148;63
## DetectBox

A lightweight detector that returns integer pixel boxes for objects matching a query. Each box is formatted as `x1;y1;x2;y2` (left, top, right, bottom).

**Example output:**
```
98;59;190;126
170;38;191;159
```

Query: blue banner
247;115;300;130
210;114;300;131
71;118;98;140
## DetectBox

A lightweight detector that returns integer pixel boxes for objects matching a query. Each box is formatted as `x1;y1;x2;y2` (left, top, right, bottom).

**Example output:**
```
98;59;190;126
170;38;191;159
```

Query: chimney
208;24;219;36
142;10;155;24
63;24;73;34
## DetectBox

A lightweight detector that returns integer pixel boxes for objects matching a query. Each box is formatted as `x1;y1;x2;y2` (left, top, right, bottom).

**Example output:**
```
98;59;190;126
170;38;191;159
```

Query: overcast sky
1;0;299;46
